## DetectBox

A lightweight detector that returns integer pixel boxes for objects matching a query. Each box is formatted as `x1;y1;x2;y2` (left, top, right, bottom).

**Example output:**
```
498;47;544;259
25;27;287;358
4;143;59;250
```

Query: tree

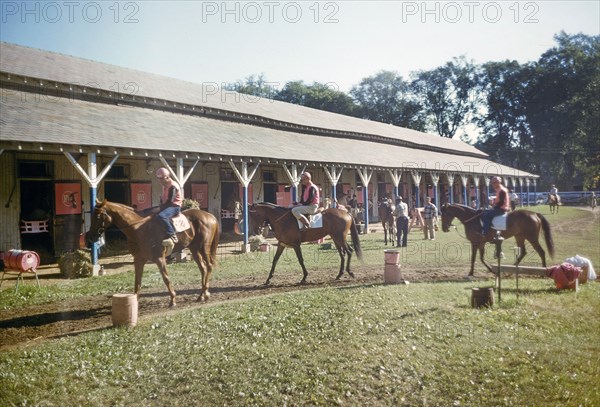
525;32;600;189
275;81;359;116
223;73;278;99
350;71;426;130
474;60;534;168
411;56;479;138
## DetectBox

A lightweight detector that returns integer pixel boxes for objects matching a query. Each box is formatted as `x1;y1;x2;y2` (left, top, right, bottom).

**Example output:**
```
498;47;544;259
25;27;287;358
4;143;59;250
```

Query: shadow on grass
0;306;111;329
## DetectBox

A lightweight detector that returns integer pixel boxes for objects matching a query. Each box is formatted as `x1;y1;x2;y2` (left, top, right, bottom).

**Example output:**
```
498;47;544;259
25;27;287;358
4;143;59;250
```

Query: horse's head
247;204;269;235
85;199;112;246
440;204;455;233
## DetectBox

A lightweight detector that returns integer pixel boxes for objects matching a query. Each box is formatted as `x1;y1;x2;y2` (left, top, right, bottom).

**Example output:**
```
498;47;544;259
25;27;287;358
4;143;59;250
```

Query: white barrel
384;263;403;284
112;293;138;327
384;250;400;265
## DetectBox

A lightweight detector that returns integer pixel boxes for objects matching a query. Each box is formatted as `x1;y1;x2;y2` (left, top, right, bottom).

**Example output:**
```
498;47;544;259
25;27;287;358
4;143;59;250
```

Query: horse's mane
449;203;475;211
254;202;289;212
99;200;145;218
107;201;137;212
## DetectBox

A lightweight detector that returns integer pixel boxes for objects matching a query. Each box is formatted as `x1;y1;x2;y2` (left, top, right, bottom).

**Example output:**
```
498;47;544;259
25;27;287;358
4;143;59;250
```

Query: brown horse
440;204;554;277
377;199;396;246
248;202;363;285
548;194;559;214
86;199;219;307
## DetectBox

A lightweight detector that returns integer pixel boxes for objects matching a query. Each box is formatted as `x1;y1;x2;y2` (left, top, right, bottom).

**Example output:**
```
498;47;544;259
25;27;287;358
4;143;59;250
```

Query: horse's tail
208;222;220;267
350;218;363;261
538;213;555;259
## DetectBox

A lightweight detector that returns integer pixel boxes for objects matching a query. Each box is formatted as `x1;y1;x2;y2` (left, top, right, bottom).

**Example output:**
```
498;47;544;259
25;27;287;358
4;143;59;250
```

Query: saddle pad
479;213;508;231
297;213;323;229
491;214;508;231
173;213;191;232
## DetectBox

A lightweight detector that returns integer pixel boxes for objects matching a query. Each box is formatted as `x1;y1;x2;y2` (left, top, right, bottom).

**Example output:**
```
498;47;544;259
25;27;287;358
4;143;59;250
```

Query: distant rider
549;184;560;204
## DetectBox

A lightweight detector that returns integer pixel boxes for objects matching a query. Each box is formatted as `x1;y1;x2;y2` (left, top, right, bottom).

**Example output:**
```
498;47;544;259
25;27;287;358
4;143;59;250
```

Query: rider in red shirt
291;172;320;229
480;176;509;238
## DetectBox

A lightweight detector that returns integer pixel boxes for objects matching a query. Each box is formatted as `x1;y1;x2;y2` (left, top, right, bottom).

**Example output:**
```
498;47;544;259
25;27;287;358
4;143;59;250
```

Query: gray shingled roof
0;42;537;178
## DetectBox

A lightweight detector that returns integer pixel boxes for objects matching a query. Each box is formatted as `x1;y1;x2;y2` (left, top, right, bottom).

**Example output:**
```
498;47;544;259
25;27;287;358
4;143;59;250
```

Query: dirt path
0;262;475;350
1;208;597;350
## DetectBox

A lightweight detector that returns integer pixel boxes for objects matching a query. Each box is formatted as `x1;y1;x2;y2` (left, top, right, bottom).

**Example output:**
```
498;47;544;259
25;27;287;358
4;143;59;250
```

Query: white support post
282;164;304;203
357;168;373;232
410;171;422;207
446;174;455;204
430;172;440;209
323;165;343;207
64;151;119;276
229;160;260;252
157;157;200;197
388;169;402;198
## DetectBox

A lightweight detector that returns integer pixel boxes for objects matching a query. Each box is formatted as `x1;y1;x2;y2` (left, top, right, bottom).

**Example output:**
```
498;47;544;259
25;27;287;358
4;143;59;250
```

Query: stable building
0;42;539;267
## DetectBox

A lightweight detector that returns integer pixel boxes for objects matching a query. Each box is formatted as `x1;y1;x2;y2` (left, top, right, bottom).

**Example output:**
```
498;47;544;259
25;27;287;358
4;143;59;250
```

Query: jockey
549;184;560;203
480;176;509;238
156;167;182;243
292;171;320;229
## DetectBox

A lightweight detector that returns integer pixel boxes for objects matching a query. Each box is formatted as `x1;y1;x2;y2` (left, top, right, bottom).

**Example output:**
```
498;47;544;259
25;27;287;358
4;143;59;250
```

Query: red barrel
5;250;40;272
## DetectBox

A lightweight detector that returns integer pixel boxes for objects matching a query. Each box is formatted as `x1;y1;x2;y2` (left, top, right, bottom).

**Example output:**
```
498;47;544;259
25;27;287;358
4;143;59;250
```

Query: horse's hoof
299;279;307;285
169;302;177;308
348;272;355;278
264;280;271;286
464;275;473;281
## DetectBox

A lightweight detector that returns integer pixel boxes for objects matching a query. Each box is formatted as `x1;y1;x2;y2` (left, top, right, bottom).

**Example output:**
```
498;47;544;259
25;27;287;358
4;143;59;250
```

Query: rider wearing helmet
155;168;182;244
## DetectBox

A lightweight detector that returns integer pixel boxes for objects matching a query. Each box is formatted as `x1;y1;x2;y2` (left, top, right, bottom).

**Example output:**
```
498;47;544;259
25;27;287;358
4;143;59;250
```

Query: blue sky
1;1;599;92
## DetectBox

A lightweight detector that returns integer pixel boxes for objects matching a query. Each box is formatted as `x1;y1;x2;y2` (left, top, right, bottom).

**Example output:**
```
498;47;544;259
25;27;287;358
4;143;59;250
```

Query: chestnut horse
86;199;219;307
248;202;363;285
377;199;396;246
548;194;559;214
440;204;554;277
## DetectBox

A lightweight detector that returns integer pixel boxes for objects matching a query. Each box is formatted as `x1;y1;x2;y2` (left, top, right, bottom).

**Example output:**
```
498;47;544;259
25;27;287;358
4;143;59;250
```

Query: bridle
90;206;111;241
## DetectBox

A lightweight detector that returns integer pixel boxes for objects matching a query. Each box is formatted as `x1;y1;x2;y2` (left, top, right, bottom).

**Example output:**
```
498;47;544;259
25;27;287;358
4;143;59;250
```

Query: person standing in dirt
393;196;409;247
422;196;438;240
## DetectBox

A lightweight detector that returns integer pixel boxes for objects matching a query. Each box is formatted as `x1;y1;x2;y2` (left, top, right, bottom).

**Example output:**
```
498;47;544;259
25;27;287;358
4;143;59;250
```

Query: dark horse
377;199;396;246
548;194;559;214
440;204;554;277
86;199;219;307
248;202;363;285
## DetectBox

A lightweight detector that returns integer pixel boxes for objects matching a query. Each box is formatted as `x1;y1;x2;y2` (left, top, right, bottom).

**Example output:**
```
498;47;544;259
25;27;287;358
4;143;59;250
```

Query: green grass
1;281;599;406
0;206;599;406
1;206;598;310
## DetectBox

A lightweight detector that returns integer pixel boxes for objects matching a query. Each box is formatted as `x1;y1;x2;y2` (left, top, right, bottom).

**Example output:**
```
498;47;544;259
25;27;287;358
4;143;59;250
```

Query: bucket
384;263;403;284
384;250;400;265
578;265;589;284
5;250;40;272
471;287;494;308
112;293;138;327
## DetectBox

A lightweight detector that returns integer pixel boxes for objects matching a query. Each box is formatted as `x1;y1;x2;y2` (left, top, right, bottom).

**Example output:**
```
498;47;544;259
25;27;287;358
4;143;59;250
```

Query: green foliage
350;70;426;130
58;250;92;279
411;56;480;138
181;198;200;211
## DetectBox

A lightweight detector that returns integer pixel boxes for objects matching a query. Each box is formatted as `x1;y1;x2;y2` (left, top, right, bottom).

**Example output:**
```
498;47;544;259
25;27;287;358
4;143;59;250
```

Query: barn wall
0;152;20;253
